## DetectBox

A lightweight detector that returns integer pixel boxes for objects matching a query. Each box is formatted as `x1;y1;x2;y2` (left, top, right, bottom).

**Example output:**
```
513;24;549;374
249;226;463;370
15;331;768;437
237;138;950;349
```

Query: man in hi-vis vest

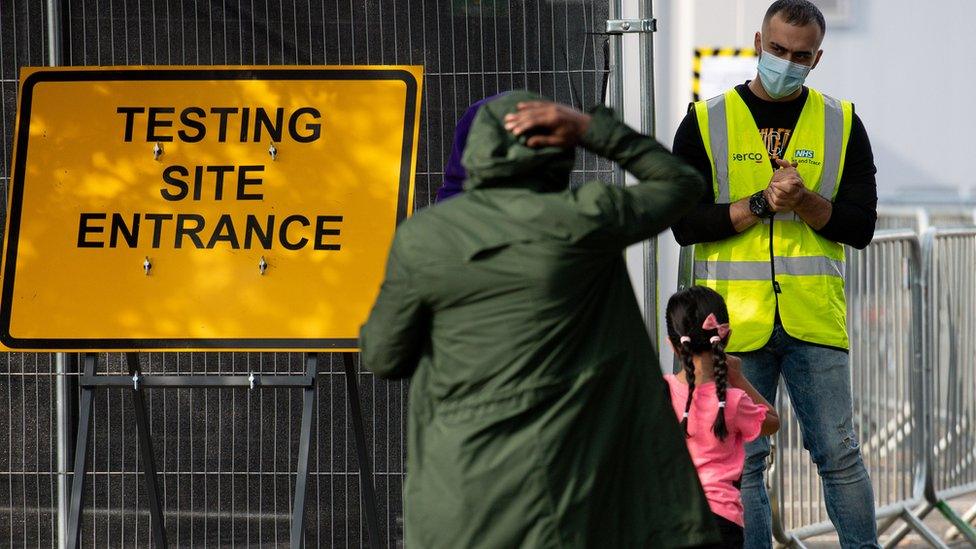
671;1;879;547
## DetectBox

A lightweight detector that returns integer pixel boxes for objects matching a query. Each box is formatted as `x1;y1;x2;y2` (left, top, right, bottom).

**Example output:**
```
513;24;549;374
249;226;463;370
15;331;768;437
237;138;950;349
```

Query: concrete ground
801;495;976;548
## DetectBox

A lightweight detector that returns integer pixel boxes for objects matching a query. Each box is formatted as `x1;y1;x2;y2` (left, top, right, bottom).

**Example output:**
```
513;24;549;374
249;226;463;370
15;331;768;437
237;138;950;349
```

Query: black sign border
0;67;419;350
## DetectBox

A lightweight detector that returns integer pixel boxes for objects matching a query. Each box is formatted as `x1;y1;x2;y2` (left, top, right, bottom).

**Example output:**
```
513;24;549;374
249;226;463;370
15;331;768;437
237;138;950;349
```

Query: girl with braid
664;286;780;548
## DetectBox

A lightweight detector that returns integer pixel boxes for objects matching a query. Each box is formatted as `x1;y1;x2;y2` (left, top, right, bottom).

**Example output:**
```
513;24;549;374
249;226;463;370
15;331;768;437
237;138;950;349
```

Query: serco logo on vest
730;152;765;163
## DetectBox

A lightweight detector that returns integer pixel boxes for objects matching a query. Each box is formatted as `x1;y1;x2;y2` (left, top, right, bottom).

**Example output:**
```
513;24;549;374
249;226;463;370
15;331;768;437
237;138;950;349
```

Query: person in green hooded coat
361;91;720;548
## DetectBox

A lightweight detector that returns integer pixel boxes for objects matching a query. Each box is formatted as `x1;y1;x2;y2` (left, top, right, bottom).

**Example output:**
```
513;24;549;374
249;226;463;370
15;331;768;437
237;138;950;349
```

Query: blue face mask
757;49;812;99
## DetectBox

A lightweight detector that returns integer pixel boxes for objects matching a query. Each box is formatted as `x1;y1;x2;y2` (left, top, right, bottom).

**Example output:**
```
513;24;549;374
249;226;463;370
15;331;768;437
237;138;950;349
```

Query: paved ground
800;495;975;548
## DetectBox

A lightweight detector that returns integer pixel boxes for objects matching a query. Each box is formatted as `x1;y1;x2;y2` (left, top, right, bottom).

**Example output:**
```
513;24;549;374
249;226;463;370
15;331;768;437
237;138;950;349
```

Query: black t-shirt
670;83;878;249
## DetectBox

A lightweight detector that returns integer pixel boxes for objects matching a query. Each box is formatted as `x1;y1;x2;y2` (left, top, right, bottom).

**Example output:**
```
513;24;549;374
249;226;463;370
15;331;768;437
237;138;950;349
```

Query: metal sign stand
65;352;381;549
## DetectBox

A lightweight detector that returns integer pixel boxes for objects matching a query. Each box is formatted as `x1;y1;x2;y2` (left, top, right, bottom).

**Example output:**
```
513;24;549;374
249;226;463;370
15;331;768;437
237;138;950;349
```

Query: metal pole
608;0;625;117
46;1;68;546
944;502;976;542
638;0;658;344
55;352;69;549
289;354;317;549
126;353;168;548
67;353;96;549
342;353;381;548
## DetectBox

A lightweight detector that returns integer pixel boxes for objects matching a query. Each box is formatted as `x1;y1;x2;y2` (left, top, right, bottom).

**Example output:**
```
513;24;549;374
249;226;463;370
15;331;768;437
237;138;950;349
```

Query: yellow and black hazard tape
692;47;757;101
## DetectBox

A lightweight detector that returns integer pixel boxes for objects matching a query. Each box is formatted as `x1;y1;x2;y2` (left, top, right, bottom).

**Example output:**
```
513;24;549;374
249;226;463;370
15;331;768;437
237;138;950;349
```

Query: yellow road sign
1;66;423;351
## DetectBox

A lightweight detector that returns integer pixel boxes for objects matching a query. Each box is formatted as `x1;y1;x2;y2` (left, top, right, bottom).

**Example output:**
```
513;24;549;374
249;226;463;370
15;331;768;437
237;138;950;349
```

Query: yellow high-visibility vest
693;87;853;352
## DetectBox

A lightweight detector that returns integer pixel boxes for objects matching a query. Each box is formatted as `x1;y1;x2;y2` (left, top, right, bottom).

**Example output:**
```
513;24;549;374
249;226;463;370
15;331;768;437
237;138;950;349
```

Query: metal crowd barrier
677;228;976;547
768;230;944;547
925;228;976;518
877;205;976;233
886;228;976;547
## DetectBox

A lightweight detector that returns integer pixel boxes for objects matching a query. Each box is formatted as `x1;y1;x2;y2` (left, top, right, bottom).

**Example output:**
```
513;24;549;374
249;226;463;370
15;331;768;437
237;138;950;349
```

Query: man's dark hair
764;0;826;36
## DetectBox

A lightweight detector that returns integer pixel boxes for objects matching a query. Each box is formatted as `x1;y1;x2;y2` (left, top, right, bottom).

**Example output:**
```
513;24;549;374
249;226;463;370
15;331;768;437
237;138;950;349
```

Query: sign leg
66;353;96;549
343;353;381;548
126;353;168;548
289;354;317;549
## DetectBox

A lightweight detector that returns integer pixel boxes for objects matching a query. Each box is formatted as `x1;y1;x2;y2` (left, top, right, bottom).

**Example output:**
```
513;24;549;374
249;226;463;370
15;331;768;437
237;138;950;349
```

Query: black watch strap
749;190;773;219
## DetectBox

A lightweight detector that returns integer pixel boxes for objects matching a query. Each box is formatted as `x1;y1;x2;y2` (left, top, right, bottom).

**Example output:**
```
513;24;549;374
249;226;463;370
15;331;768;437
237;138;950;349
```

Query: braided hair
710;334;730;441
666;286;732;441
678;335;696;437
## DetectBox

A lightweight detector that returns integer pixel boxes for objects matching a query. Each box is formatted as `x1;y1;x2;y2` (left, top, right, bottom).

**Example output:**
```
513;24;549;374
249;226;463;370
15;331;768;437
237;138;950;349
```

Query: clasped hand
764;158;807;213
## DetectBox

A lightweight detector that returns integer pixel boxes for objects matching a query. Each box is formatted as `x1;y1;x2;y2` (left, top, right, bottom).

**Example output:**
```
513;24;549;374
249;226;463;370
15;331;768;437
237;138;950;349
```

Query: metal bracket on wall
605;19;657;34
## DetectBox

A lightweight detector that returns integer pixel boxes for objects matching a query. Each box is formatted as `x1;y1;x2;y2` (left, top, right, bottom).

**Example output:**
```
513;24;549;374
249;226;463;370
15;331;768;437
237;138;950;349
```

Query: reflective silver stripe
819;95;844;200
695;256;844;280
706;95;730;202
778;256;844;277
695;260;768;280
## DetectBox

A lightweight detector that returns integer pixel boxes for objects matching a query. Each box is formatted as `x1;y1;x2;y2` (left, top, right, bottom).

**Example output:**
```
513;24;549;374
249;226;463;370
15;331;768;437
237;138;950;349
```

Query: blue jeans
738;324;879;549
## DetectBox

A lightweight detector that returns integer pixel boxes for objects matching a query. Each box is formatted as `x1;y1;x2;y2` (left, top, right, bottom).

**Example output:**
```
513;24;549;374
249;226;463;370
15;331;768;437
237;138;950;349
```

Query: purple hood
434;93;506;202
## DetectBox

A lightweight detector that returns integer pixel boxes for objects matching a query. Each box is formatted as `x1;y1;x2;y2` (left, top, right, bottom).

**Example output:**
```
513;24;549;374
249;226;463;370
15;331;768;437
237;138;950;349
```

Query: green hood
461;91;576;192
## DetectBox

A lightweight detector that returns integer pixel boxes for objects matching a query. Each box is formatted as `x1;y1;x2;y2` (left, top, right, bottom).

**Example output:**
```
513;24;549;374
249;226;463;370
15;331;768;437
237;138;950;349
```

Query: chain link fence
0;1;615;546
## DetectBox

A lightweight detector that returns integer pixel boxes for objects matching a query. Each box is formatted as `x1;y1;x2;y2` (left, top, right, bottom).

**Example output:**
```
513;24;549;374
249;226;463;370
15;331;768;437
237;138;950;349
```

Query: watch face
750;192;768;217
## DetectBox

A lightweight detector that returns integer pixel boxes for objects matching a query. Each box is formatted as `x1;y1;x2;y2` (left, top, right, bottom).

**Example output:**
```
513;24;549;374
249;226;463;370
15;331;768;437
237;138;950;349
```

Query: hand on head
503;101;591;149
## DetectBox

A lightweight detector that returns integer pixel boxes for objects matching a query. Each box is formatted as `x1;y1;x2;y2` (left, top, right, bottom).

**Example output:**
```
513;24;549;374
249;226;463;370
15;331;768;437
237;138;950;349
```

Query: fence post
45;0;69;546
610;0;661;348
637;0;658;343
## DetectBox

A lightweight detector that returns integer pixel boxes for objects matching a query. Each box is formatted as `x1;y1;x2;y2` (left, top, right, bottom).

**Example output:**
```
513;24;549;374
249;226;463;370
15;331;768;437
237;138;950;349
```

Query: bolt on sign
0;66;423;351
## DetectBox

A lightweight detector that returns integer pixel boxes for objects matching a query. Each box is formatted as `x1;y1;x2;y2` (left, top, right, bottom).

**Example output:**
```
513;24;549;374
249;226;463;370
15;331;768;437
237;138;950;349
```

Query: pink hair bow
702;313;730;340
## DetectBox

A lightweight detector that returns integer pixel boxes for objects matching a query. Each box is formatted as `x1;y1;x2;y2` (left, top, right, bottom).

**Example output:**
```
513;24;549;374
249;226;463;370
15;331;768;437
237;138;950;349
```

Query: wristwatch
749;190;774;219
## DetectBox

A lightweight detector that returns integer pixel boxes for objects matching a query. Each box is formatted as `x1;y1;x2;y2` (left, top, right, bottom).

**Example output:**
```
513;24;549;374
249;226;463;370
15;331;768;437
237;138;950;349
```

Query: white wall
648;0;976;369
656;0;975;196
807;0;974;198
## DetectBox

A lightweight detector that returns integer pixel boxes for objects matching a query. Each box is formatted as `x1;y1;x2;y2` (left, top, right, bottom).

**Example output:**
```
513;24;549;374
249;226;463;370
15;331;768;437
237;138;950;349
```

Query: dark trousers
700;513;744;549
